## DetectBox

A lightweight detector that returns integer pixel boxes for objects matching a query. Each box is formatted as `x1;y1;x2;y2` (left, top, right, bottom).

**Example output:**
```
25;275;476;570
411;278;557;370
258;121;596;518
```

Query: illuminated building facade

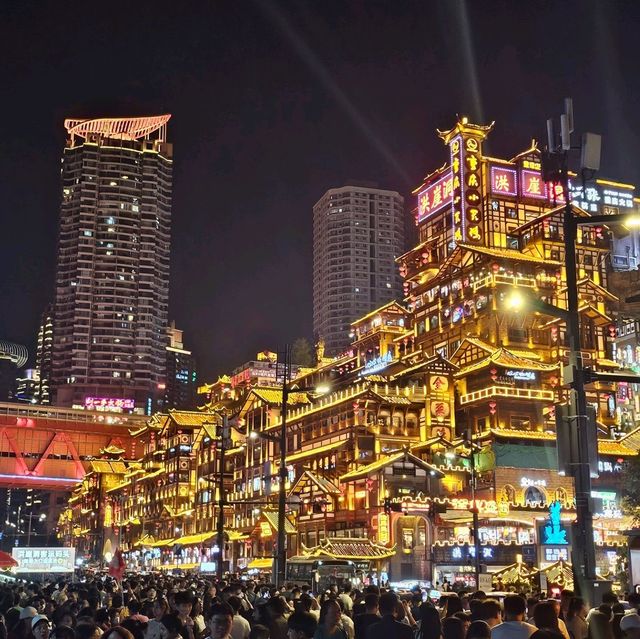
0;340;28;402
13;369;39;404
313;185;405;356
64;118;640;587
35;305;53;405
164;322;197;410
50;116;173;412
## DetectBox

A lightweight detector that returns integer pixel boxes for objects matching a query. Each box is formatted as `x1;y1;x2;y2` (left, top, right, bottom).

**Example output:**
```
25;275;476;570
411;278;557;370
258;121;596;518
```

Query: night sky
2;1;640;380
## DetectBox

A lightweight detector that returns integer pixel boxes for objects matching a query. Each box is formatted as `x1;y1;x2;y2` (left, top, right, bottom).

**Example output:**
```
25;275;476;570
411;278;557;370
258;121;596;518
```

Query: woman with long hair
314;599;347;639
565;597;588;639
415;603;441;639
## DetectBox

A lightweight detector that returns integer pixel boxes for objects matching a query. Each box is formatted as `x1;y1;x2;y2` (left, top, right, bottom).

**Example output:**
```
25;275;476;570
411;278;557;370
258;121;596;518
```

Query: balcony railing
472;273;538;293
459;385;555;405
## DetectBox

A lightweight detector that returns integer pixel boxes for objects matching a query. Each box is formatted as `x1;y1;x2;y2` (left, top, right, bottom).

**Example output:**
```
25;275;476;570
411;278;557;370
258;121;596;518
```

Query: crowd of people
0;574;639;639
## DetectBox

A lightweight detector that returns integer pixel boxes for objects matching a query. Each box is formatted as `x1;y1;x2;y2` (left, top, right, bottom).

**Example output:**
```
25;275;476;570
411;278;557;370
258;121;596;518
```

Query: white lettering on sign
520;477;547;488
505;370;536;382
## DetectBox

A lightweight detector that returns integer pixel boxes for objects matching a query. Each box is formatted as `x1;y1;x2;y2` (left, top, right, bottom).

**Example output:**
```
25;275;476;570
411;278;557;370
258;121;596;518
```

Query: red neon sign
521;170;547;200
417;171;454;221
490;166;517;196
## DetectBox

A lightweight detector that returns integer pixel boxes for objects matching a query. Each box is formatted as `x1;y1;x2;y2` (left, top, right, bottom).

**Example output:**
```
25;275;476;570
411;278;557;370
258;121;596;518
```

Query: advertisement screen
13;547;76;573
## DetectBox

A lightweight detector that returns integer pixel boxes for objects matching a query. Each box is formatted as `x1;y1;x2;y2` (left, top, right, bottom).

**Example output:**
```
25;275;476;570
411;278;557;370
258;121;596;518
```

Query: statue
543;500;568;545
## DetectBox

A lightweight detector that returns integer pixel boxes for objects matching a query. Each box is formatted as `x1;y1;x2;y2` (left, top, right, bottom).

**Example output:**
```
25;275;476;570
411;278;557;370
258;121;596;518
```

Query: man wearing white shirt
491;595;537;639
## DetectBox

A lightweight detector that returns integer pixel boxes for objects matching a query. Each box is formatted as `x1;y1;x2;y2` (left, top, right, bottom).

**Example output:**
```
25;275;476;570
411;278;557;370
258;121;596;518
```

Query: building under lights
61;118;640;590
313;185;405;356
49;116;173;413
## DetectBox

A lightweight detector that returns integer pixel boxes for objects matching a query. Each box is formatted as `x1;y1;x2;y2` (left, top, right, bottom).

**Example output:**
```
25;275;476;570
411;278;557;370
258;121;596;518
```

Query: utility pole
216;414;228;581
276;345;291;587
469;432;481;589
543;99;601;597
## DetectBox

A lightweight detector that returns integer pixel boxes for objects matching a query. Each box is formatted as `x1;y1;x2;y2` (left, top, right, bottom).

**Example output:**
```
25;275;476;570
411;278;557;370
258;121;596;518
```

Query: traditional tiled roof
351;300;408;327
168;410;215;427
261;510;296;534
370;391;412;405
621;426;640;450
340;450;444;482
488;428;637;456
251;389;311;406
89;460;128;474
454;347;558;377
302;537;396;560
457;242;562;266
289;470;341;496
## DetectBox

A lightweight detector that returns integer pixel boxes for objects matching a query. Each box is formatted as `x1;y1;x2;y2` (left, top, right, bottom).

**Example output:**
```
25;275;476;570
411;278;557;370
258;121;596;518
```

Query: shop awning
151;538;175;548
247;558;273;570
174;532;216;546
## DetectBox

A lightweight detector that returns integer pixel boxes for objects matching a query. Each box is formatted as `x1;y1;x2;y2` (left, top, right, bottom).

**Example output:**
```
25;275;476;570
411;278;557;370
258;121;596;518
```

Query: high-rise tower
50;116;173;412
313;185;405;356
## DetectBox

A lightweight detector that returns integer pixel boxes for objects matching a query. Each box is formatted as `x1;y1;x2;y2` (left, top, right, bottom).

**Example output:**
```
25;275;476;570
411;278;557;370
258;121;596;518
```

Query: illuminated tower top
64;115;171;144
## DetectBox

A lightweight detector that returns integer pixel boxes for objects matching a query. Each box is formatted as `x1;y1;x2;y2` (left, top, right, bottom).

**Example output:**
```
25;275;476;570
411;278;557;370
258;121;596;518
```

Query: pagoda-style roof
484;428;636;456
513;203;591;235
302;537;396;560
88;459;128;474
450;337;542;369
454;347;558;377
492;561;539;587
539;303;612;327
289;469;341;496
351;300;408;327
390;352;458;380
259;509;297;535
340;450;444;482
437;118;495;145
559;277;619;303
100;444;126;456
457;243;561;266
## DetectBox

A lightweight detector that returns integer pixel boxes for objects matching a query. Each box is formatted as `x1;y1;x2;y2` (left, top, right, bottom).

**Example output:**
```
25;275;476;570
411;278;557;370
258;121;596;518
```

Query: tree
622;455;640;524
290;337;314;367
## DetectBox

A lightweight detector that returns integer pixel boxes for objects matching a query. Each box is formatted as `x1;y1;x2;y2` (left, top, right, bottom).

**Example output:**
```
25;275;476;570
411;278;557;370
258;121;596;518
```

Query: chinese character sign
13;547;76;573
417;172;454;222
463;136;483;244
450;136;464;243
521;170;547;200
85;397;134;412
490;167;517;196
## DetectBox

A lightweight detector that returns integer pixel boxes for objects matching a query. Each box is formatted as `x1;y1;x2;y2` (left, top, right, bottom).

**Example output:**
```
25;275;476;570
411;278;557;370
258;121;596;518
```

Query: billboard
13;547;75;573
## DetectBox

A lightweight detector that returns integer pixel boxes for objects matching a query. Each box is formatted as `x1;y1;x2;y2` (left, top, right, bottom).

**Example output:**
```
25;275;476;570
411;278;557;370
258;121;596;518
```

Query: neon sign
85;397;134;411
490;167;517;196
505;370;537;382
417;171;454;221
520;477;547;488
521;170;547;200
361;351;393;375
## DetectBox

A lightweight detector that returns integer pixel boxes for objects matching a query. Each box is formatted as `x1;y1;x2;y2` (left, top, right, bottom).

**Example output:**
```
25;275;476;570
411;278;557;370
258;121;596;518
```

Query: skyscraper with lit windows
50;116;173;412
313;185;405;356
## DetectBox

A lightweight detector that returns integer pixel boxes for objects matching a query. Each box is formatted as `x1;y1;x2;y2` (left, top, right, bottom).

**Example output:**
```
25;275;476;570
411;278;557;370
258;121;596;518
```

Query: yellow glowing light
505;289;525;311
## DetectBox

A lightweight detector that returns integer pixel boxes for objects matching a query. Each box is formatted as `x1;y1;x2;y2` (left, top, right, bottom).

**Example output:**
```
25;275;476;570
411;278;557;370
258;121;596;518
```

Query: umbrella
0;551;18;568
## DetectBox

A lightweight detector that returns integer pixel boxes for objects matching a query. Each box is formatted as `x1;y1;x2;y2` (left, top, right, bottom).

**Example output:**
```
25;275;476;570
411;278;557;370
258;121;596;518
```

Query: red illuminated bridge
0;402;146;489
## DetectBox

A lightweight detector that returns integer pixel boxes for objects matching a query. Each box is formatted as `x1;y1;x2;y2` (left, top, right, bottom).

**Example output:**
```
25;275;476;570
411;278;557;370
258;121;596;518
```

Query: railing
472;273;538;293
0;401;147;425
459;386;555;405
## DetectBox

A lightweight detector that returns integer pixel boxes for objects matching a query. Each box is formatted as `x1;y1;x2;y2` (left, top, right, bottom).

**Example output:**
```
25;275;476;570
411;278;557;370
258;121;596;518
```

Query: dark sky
2;0;640;380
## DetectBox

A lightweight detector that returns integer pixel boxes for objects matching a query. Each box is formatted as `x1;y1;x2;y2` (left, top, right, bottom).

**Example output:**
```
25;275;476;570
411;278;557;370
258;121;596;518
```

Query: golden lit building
63;117;640;588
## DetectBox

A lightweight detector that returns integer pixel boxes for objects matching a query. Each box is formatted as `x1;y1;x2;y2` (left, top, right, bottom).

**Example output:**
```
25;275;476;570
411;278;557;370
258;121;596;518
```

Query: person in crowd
363;593;412;639
414;603;441;639
353;593;379;639
491;594;536;639
266;597;289;639
441;616;464;639
565;597;588;639
477;599;502;629
314;600;346;639
229;596;251;639
287;612;317;639
32;615;52;639
103;628;135;639
206;603;234;639
534;602;562;636
559;591;575;622
466;620;491;639
588;610;614;639
620;613;640;639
